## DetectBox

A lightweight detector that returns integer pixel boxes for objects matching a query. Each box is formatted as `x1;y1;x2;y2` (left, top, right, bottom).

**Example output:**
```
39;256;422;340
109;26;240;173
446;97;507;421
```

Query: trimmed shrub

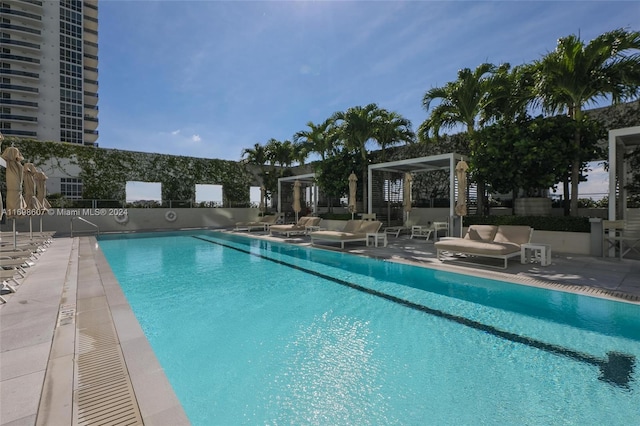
463;215;590;233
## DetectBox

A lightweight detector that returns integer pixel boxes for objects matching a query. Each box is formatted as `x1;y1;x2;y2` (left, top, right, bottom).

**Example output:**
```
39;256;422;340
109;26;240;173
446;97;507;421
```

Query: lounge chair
0;258;31;277
234;214;282;232
384;217;423;238
435;224;533;269
411;221;449;241
269;216;322;237
0;247;41;260
310;220;383;249
0;267;23;300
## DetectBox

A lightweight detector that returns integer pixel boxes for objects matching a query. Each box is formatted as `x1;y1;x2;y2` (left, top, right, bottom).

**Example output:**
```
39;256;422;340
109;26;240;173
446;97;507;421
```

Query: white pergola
608;126;640;220
367;153;467;233
277;173;318;216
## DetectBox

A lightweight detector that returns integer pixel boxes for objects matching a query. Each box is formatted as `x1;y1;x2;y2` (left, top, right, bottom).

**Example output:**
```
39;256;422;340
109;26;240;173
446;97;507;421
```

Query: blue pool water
98;231;640;425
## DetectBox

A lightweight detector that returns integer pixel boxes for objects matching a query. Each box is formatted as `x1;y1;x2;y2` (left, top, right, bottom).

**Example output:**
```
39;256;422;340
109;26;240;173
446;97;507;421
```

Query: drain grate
74;305;143;425
57;303;76;327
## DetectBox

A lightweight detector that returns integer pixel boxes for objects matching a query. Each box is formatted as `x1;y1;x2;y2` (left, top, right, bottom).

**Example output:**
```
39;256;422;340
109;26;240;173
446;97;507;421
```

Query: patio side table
366;232;388;247
521;243;551;266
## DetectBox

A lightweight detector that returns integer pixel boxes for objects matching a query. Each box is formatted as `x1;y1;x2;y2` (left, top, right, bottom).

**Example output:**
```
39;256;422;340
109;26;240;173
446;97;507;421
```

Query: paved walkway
1;237;187;426
1;233;639;425
257;232;640;303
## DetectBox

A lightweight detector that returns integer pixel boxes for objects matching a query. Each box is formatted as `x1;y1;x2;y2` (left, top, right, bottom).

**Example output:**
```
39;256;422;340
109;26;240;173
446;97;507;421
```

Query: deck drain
57;303;76;327
74;306;143;425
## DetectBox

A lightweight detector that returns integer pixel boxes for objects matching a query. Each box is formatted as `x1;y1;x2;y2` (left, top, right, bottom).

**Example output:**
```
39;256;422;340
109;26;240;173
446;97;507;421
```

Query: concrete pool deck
1;232;639;425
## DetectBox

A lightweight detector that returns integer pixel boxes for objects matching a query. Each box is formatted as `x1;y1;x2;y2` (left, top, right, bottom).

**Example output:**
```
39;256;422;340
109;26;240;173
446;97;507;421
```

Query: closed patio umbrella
348;172;357;220
23;163;42;239
34;169;52;235
403;173;412;223
293;180;301;223
259;185;265;214
1;147;27;248
455;160;469;236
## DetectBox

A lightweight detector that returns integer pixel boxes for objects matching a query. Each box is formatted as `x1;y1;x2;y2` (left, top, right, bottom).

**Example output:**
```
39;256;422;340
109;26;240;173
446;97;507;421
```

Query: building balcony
0;99;38;109
84;28;98;42
0;7;42;25
84;54;98;69
0;83;39;95
0;113;38;123
0;53;41;67
0;22;42;39
0;129;37;137
84;118;98;131
84;80;98;93
84;42;98;56
11;0;43;13
83;17;98;33
0;69;40;81
1;38;40;53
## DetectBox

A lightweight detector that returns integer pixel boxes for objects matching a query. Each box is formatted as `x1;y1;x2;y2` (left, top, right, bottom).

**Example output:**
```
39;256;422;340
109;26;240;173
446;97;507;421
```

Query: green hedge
463;215;590;233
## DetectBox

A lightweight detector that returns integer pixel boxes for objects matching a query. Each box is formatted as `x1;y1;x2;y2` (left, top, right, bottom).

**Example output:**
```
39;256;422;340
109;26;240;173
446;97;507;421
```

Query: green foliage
314;150;364;200
2;138;254;204
475;115;604;196
463;215;590;232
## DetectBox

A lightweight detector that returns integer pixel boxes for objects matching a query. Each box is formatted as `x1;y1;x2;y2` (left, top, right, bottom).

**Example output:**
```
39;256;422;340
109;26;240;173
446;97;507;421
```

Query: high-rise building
0;0;98;146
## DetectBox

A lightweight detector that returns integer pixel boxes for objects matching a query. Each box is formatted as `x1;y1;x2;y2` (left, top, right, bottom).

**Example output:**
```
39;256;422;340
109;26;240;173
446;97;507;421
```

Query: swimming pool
98;231;640;425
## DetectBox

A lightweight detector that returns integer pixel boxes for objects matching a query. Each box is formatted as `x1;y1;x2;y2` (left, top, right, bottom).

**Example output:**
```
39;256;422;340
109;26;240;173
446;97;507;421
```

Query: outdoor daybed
310;220;382;249
269;216;322;237
434;224;533;269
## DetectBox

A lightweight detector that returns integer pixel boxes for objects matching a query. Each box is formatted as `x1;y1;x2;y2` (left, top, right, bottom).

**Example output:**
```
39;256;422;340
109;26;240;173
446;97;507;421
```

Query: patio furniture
269;216;322;237
411;221;449;241
603;220;640;259
234;213;283;232
435;224;533;269
310;220;382;249
366;232;388;247
384;217;423;238
521;242;552;266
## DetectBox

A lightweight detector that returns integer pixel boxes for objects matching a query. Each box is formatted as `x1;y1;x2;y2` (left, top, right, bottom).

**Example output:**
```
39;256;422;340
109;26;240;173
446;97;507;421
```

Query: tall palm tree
374;109;415;161
420;63;504;214
294;118;338;162
240;143;268;166
535;28;640;216
331;103;385;209
265;138;295;175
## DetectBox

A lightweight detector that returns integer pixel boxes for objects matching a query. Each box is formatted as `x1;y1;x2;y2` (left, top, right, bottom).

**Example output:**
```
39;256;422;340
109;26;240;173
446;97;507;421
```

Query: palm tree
265;138;295;175
420;63;504;214
373;109;415;161
294;118;339;162
486;63;537;124
331;103;385;209
240;143;268;166
535;28;640;216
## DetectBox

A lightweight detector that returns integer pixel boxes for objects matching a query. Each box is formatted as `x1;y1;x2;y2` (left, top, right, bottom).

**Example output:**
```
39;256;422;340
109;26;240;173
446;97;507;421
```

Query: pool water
98;231;640;425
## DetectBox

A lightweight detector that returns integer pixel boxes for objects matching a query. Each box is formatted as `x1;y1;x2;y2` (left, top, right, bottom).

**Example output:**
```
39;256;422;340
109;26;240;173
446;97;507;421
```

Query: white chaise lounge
435;224;533;269
269;216;322;237
310;220;382;249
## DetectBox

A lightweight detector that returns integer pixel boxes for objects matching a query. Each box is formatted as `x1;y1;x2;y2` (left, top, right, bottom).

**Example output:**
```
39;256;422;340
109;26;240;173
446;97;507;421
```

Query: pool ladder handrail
70;216;100;237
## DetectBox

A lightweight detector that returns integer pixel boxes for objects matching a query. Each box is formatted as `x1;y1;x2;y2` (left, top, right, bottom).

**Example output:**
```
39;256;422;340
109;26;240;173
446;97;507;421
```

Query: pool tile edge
89;236;191;425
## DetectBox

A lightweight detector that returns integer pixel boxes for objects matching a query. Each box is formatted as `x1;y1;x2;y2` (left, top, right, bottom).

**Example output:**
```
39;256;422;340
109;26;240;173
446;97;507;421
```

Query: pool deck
1;232;639;425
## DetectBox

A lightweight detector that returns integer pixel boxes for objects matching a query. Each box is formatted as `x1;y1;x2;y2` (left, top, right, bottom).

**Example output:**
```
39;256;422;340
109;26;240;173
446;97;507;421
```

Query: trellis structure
367;153;467;234
608;125;640;220
277;173;318;218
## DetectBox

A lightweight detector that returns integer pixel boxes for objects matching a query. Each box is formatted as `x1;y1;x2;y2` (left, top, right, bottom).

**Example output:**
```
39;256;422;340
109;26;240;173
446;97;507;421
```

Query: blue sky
98;1;639;199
